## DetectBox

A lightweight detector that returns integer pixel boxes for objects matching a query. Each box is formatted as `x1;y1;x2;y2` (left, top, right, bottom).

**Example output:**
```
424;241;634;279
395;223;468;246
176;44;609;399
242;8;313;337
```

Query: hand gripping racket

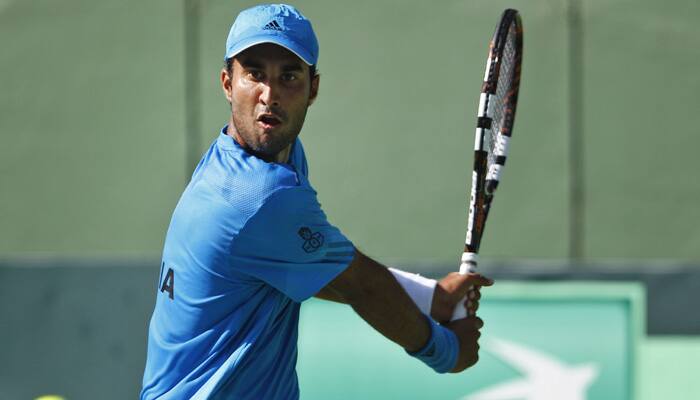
452;9;523;320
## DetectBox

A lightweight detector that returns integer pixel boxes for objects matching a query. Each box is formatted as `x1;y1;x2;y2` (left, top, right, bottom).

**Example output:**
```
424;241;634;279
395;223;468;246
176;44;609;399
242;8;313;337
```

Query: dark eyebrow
240;60;264;70
239;59;303;73
281;63;304;72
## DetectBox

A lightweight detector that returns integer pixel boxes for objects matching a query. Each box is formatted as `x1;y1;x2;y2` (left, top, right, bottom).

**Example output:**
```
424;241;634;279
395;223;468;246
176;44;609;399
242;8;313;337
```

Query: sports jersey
141;126;354;399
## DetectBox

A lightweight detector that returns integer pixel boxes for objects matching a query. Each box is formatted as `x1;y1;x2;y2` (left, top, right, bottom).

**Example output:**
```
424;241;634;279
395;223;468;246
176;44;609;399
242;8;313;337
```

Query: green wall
1;0;699;262
582;0;700;259
0;0;185;255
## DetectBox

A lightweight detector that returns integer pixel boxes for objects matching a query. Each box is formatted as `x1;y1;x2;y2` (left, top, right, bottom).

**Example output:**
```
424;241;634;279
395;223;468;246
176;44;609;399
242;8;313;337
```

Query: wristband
406;315;459;373
388;268;436;316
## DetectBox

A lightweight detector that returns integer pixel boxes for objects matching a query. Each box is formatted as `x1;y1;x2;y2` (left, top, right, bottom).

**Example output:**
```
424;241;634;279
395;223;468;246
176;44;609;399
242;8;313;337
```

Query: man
141;4;493;399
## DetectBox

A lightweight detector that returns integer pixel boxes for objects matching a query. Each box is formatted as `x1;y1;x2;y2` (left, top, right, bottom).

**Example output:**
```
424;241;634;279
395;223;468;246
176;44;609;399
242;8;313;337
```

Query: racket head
464;9;523;258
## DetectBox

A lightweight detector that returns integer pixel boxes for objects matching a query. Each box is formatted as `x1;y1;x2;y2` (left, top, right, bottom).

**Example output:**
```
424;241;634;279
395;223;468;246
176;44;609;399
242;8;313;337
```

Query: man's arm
317;249;492;372
314;285;345;303
315;254;492;322
321;250;431;352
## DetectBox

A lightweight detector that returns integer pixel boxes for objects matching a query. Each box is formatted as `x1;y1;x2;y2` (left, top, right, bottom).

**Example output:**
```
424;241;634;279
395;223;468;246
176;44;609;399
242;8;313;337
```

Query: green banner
298;282;643;400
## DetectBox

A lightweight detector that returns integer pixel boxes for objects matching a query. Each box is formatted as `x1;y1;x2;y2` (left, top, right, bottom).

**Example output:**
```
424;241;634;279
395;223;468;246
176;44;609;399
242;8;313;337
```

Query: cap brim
225;34;315;65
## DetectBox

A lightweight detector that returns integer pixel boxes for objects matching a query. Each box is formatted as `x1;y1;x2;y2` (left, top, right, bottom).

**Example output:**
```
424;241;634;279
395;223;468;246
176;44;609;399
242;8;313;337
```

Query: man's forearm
314;286;346;303
322;250;431;352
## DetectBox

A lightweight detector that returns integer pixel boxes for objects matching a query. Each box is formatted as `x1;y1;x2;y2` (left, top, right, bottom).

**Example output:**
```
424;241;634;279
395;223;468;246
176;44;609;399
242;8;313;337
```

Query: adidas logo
263;20;283;31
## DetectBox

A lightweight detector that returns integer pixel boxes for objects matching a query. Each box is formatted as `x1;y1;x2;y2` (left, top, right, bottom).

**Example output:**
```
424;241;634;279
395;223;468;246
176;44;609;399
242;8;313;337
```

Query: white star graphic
462;338;599;400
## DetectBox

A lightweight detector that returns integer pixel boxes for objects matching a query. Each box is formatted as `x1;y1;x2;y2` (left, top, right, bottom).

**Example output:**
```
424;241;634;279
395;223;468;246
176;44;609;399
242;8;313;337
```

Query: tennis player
140;4;493;399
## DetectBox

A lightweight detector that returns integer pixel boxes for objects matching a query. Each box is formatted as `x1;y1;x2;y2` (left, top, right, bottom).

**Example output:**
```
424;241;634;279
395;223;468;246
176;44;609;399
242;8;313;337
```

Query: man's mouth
257;114;282;130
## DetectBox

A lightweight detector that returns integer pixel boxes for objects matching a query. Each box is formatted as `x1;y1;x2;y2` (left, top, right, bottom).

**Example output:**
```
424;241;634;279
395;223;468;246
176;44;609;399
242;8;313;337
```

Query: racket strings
485;23;518;185
499;24;518;133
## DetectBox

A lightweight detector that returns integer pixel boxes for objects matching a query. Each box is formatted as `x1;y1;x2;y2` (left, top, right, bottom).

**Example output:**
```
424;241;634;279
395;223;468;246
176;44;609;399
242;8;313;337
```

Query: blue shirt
141;128;354;399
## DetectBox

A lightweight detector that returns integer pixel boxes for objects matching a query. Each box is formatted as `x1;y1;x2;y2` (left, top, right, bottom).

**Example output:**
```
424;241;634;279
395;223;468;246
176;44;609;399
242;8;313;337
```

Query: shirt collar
217;125;240;151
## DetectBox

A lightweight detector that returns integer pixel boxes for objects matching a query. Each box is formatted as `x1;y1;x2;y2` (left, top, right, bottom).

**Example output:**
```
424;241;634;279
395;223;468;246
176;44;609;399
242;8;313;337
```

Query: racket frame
452;9;523;320
462;9;523;273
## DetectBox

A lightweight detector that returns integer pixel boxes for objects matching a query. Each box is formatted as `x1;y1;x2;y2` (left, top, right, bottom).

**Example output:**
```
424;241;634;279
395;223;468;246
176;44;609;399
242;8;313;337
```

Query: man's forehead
235;43;305;67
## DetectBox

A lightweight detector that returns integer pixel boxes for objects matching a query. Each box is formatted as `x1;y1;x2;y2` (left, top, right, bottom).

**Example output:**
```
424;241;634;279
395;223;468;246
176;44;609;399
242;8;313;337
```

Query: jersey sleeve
228;186;354;302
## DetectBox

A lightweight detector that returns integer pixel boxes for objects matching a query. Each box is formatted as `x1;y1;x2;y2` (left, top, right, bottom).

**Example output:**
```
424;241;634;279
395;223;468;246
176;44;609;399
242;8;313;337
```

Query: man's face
222;43;319;161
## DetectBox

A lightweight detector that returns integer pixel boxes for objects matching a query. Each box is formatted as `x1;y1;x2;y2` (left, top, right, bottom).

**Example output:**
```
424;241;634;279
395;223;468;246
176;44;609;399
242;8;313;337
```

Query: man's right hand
445;316;484;373
431;272;493;323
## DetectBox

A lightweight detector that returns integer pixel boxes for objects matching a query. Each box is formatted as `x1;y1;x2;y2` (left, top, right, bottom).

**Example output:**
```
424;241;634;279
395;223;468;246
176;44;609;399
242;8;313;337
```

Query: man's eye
249;70;264;80
281;73;297;81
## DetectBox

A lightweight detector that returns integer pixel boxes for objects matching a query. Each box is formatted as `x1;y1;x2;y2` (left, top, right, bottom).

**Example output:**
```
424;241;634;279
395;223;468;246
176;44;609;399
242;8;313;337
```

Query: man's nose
259;81;280;107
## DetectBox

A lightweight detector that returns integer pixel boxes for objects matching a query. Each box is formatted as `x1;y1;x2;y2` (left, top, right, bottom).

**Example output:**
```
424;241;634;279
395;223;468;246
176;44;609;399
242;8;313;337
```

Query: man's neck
226;124;291;164
274;145;292;164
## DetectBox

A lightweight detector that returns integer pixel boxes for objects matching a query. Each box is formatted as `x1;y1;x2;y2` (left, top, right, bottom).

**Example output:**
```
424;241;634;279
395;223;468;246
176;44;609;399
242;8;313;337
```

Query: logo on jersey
298;227;324;253
159;262;175;300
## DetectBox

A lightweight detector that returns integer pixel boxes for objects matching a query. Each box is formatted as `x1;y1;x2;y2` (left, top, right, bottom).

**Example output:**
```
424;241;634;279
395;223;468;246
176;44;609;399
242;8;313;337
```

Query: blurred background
1;0;698;399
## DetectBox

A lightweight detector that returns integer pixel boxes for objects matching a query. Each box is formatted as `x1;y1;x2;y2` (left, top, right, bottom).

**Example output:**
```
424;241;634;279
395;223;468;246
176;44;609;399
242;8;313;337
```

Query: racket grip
458;252;478;275
452;301;468;320
451;252;478;321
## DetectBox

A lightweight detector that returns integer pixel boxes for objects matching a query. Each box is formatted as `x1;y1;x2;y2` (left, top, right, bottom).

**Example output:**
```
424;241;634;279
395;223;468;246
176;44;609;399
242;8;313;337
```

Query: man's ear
221;67;233;103
308;74;320;106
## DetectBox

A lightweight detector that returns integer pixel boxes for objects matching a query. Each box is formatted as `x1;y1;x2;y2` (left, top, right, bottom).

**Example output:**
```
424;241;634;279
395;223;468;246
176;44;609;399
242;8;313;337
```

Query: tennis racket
452;9;523;320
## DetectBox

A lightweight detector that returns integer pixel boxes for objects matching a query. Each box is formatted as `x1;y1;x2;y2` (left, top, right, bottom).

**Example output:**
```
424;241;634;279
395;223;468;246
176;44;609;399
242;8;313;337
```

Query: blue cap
225;4;319;65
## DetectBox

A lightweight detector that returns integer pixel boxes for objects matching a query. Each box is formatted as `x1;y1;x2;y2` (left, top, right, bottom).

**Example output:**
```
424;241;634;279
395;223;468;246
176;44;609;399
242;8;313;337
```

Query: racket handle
458;252;478;274
451;252;478;321
452;303;468;320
